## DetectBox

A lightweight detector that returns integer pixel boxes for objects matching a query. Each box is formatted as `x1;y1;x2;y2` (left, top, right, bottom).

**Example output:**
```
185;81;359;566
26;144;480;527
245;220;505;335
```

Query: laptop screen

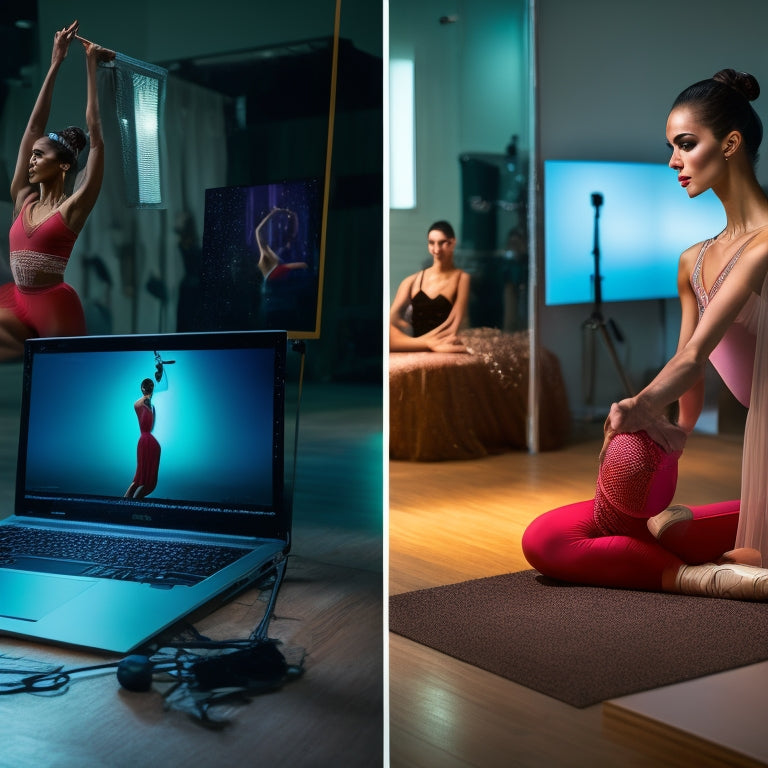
16;331;287;539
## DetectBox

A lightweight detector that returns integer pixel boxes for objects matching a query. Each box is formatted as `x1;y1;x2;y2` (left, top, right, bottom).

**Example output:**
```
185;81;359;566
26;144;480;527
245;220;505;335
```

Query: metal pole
527;0;540;455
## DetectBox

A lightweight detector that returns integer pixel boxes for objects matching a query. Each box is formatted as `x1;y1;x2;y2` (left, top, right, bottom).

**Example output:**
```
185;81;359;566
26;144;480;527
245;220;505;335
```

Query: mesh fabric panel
112;52;167;208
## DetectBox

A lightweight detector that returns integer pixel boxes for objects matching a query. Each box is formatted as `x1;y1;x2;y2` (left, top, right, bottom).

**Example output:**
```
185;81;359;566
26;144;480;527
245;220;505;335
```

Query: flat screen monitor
543;160;726;305
201;178;324;338
18;331;288;539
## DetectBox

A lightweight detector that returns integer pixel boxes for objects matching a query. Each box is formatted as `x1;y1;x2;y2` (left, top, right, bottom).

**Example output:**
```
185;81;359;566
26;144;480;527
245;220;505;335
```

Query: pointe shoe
717;548;763;568
676;562;768;600
647;505;692;539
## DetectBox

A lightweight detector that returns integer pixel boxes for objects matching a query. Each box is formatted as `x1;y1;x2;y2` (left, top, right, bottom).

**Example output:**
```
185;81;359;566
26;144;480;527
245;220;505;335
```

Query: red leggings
522;431;740;591
0;281;86;338
522;498;740;591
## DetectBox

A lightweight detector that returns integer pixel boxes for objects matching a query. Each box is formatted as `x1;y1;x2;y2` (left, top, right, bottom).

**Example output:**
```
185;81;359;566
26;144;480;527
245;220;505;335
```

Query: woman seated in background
389;220;470;352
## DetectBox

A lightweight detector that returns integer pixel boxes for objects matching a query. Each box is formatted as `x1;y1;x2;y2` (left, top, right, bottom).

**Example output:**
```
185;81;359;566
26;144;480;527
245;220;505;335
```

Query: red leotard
131;401;161;496
0;195;86;337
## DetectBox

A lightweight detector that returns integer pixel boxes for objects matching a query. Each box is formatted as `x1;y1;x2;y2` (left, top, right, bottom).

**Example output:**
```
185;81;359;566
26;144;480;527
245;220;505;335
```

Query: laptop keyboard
0;525;248;587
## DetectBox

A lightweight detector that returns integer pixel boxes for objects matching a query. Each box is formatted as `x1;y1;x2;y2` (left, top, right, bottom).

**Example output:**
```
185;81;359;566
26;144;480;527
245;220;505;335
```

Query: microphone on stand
582;190;635;405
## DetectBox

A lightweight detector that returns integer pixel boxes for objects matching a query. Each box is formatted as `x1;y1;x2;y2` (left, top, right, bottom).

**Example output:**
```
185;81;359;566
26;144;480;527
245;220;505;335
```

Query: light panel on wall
389;58;415;209
111;53;168;208
132;73;161;205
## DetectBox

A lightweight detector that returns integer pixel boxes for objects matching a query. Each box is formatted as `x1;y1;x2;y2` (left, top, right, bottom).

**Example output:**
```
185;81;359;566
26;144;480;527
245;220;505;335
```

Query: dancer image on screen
0;20;114;361
390;220;470;352
524;69;768;600
125;378;161;499
255;207;308;281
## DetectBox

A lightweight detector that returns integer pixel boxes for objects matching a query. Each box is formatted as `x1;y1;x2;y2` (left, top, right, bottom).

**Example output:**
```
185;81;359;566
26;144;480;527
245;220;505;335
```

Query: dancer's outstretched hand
80;38;116;63
52;20;79;66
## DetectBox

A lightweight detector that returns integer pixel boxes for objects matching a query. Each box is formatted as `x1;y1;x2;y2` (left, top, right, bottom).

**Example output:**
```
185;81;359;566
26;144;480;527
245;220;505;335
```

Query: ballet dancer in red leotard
0;21;114;361
524;69;768;600
125;378;161;499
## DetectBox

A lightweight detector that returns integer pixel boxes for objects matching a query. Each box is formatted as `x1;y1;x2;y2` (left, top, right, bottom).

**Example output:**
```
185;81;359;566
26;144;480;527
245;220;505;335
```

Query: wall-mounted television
543;160;726;306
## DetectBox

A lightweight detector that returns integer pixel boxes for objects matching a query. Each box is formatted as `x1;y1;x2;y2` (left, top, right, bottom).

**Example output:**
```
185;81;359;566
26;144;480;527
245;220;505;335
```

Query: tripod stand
582;192;634;407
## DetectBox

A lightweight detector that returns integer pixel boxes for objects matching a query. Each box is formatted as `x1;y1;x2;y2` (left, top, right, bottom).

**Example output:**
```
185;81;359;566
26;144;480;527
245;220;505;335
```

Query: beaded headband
48;131;78;159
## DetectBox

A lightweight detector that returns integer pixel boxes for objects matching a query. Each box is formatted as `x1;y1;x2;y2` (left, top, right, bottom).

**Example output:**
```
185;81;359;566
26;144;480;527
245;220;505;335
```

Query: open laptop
0;330;291;653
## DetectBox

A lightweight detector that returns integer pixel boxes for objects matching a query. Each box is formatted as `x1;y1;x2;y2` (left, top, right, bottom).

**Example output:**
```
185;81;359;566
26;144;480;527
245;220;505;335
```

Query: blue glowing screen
23;346;277;509
544;160;726;305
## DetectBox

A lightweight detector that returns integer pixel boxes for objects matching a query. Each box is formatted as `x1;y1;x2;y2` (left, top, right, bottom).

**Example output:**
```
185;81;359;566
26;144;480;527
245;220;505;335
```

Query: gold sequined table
389;330;570;461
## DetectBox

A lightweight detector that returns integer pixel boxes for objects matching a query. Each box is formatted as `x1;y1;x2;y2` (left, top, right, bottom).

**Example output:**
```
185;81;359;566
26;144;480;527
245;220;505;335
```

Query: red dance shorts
0;281;87;338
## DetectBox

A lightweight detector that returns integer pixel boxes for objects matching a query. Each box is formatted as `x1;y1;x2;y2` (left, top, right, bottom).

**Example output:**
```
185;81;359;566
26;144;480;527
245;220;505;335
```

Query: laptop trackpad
0;571;96;622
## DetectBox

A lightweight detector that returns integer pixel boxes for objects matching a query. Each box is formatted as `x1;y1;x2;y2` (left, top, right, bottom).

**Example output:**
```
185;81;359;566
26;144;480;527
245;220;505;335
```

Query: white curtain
735;270;768;561
72;72;227;334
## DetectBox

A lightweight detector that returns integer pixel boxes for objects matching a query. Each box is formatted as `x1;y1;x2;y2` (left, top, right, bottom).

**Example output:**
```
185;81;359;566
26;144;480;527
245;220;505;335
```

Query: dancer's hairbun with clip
48;126;87;165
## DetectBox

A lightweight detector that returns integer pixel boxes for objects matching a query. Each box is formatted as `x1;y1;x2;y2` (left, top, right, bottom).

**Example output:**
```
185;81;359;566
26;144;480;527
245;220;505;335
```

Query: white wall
536;0;768;413
389;0;529;295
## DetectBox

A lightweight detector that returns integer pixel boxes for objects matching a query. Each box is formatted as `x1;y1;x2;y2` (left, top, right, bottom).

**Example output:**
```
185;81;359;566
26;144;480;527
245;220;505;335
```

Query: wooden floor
389;424;750;768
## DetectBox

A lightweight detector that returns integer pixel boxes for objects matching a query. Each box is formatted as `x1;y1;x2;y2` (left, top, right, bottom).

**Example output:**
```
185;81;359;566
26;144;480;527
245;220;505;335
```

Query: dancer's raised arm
62;36;115;233
11;20;79;210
